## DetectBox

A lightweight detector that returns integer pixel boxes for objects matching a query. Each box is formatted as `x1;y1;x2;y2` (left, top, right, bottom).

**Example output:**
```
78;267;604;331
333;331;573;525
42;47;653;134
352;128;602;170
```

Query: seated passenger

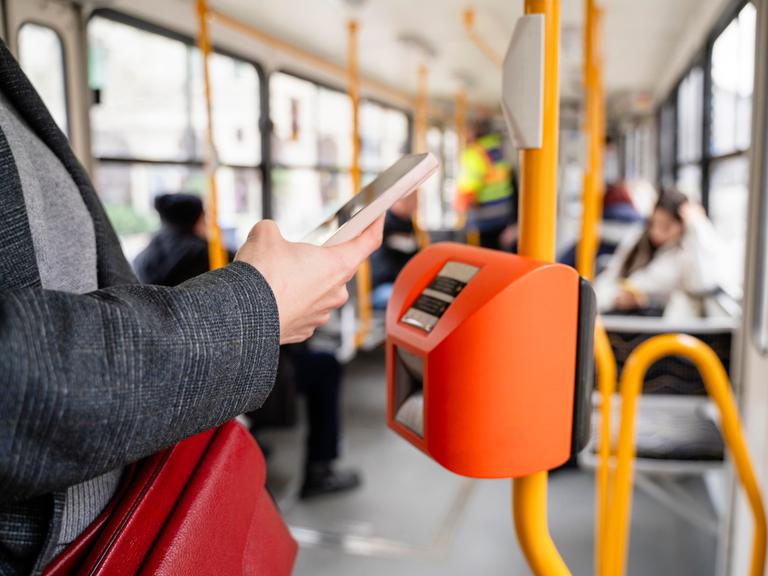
370;194;420;310
133;193;220;284
559;180;643;270
594;189;720;318
135;194;361;499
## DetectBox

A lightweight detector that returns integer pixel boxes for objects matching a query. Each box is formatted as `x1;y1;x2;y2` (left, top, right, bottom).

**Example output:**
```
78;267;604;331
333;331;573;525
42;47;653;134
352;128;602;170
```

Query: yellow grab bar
413;64;431;250
575;5;619;576
513;0;570;573
609;334;767;576
593;321;616;576
347;19;372;349
513;471;571;576
208;7;413;110
463;8;504;67
576;0;604;280
195;0;228;270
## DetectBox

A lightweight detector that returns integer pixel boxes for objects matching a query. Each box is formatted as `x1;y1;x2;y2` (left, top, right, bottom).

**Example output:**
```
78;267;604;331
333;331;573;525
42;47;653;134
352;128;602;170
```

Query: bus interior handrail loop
608;334;767;576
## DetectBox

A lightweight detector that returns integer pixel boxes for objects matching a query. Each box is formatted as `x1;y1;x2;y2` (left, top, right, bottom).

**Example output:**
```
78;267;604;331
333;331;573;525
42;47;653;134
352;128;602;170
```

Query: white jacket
594;212;721;318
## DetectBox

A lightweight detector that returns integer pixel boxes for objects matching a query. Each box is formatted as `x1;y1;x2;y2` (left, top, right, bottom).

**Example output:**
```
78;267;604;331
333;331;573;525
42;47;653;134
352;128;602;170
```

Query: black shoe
300;463;362;499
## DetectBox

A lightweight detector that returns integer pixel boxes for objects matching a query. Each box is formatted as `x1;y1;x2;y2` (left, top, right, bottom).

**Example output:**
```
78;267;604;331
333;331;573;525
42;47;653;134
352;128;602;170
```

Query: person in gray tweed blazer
0;39;382;575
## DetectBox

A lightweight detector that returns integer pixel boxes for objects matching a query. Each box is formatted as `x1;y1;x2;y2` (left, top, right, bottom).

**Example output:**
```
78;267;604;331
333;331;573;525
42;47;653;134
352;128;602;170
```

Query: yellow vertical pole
577;1;604;278
196;0;227;270
517;0;559;260
347;19;371;349
594;318;616;576
576;5;617;576
413;64;431;248
513;1;570;574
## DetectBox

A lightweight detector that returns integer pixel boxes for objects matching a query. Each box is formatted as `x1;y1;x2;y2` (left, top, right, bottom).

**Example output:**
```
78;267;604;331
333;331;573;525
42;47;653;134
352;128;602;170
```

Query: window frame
1;0;7;41
17;20;71;137
656;0;754;213
87;8;272;217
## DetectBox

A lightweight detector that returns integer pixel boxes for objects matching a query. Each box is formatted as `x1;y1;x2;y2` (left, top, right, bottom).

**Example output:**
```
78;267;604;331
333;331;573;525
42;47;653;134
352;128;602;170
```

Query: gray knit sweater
0;39;280;575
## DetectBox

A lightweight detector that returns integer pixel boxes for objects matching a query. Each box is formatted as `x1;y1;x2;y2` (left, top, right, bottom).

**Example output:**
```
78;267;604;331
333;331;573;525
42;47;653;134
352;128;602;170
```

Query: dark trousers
292;349;342;464
479;227;505;251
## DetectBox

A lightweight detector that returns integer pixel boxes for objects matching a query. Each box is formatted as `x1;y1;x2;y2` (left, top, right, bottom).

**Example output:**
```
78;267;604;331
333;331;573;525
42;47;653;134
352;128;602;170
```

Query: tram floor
260;347;717;576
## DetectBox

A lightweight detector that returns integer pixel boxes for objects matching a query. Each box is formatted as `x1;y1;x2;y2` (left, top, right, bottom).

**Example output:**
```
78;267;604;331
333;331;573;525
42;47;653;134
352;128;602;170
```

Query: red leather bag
44;421;297;575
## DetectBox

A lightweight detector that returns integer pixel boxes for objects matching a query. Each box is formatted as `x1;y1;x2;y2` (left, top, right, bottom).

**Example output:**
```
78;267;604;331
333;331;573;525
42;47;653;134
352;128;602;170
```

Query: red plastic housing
386;243;580;478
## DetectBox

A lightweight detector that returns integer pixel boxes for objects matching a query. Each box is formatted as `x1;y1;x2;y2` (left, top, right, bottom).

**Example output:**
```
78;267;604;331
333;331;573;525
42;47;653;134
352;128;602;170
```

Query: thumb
329;216;385;271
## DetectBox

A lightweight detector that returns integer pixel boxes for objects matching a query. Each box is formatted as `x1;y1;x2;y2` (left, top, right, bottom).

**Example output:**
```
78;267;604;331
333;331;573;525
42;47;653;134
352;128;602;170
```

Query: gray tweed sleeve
0;261;280;502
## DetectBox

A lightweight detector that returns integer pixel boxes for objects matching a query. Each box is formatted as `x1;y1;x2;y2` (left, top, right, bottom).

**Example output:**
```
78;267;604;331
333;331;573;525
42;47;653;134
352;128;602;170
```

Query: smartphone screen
303;154;431;246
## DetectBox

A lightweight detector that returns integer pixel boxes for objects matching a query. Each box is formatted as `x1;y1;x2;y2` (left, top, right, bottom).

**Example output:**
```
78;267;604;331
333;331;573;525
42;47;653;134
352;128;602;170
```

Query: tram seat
602;315;736;395
580;315;739;531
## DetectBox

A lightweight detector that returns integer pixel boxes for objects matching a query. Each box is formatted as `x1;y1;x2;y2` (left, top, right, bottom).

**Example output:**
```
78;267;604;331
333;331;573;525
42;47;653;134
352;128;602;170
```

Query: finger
328;215;385;272
247;219;281;241
328;285;349;308
315;311;331;326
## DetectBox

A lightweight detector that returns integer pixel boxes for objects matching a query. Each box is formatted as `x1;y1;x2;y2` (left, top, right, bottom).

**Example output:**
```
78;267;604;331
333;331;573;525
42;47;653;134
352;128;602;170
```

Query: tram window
360;101;409;171
271;73;351;169
87;15;263;260
0;1;6;42
418;126;444;230
89;18;191;161
193;53;261;166
709;155;750;291
623;120;655;184
415;126;461;231
676;67;703;201
18;23;68;136
270;72;355;240
658;100;676;189
677;164;702;203
677;67;703;164
442;128;460;226
710;2;756;156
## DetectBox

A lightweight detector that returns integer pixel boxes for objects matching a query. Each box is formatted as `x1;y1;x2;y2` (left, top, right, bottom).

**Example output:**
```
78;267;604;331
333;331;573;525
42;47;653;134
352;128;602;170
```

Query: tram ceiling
103;0;734;108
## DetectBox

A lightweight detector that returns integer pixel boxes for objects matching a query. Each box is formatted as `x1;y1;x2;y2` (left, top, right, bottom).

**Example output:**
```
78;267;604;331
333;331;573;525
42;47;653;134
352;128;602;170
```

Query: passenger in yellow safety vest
456;120;518;251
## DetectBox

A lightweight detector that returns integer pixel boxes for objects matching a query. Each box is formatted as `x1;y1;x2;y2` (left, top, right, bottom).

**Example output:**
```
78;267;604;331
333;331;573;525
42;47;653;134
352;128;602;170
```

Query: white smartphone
303;153;439;247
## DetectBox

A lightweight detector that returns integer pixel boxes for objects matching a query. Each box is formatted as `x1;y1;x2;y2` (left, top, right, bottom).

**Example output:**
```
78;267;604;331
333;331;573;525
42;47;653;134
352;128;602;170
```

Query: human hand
235;218;384;344
679;201;705;226
499;224;518;249
613;288;644;311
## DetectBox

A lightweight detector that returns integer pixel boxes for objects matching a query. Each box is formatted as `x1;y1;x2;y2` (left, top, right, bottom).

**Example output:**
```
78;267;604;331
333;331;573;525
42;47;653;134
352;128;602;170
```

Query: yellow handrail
208;7;414;110
576;1;605;279
514;471;571;576
413;64;431;249
575;4;618;576
463;8;504;67
347;19;372;349
196;0;228;270
608;334;767;576
513;1;570;574
593;320;616;576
